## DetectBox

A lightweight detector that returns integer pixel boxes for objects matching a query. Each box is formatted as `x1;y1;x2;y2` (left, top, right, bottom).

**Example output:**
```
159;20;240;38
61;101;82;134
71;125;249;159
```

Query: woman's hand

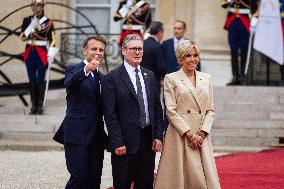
184;130;203;150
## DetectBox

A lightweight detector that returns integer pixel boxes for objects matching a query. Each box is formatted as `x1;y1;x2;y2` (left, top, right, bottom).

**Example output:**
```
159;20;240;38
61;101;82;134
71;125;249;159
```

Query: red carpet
216;148;284;189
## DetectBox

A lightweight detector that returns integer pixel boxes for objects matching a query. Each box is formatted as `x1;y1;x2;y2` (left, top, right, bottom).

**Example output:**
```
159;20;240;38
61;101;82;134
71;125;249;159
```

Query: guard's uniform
114;0;152;45
221;0;258;85
20;8;56;114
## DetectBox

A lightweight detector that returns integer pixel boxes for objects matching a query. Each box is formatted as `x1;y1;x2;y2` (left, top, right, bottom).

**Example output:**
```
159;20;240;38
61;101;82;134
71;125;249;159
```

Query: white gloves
250;16;259;33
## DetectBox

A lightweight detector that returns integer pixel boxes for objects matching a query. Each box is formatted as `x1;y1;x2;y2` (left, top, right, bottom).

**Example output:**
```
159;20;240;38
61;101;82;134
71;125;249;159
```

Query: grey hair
121;34;143;48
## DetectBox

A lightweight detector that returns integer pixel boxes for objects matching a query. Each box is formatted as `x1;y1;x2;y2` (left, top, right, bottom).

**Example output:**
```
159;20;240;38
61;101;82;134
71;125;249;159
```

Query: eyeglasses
126;47;143;53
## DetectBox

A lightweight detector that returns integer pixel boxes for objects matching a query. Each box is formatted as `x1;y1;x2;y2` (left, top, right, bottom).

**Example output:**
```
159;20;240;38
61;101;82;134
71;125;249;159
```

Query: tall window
70;0;156;34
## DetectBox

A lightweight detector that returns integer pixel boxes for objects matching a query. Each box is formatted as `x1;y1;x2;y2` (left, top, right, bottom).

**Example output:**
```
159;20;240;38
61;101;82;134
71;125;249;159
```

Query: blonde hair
176;40;200;64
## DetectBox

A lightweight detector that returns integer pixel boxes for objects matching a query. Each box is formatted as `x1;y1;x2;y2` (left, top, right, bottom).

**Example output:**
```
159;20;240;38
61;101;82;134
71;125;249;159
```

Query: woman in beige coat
155;41;221;189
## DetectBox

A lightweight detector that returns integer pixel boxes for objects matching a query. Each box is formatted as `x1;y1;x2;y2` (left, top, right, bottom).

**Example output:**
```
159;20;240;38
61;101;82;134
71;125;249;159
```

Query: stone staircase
0;86;284;150
212;86;284;147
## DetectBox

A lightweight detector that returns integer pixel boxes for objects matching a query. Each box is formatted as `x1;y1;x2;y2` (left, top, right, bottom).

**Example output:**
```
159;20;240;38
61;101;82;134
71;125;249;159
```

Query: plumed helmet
31;0;44;5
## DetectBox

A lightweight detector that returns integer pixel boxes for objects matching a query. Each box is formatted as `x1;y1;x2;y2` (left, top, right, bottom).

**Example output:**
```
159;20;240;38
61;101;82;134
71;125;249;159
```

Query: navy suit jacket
102;64;164;154
141;37;166;82
162;38;180;74
54;62;106;146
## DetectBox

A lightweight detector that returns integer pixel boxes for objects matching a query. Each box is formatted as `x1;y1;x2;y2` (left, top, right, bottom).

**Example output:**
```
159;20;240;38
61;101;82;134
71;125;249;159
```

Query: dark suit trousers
64;134;104;189
111;126;156;189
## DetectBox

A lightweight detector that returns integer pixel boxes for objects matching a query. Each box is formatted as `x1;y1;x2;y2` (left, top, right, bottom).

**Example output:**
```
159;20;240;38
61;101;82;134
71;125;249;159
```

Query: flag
253;0;283;65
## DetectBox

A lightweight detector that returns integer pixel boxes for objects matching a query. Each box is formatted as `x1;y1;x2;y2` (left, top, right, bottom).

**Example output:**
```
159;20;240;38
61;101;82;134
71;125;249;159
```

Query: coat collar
179;69;202;109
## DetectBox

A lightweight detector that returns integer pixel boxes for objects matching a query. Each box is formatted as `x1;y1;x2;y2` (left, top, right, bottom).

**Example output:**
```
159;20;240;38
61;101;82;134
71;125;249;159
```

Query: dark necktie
135;68;147;129
93;71;101;93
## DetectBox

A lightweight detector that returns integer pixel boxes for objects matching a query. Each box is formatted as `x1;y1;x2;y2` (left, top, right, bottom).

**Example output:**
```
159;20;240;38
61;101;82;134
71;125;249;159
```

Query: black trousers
64;134;104;189
111;126;156;189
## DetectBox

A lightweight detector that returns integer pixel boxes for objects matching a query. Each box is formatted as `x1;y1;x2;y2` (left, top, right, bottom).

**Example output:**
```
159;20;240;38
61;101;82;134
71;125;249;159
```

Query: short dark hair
175;20;187;29
83;35;107;48
149;21;163;35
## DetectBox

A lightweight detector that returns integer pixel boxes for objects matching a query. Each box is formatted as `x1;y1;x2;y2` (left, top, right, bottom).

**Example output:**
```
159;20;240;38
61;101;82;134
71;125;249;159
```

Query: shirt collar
124;60;141;73
149;35;158;42
174;37;185;43
83;59;88;65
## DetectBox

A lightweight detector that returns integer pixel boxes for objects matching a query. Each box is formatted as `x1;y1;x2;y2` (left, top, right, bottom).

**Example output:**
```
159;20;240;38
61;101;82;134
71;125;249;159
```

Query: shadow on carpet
216;148;284;189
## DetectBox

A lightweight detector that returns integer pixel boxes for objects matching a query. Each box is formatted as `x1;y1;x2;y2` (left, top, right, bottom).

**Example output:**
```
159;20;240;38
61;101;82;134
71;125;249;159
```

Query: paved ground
0;150;227;189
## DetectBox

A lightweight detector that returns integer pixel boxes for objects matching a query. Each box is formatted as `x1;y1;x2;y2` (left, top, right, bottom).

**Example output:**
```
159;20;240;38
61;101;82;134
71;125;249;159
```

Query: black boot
227;55;240;85
37;82;46;115
29;83;38;115
240;53;247;85
227;76;240;85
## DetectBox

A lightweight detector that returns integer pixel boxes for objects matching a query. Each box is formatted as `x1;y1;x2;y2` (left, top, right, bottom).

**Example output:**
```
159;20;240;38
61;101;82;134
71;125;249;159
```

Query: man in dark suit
162;20;187;74
102;34;164;189
54;36;107;189
141;21;165;91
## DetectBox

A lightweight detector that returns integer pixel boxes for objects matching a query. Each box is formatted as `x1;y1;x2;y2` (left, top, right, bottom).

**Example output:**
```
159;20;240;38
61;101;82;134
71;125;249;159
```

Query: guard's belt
229;8;250;14
26;40;48;46
122;24;145;31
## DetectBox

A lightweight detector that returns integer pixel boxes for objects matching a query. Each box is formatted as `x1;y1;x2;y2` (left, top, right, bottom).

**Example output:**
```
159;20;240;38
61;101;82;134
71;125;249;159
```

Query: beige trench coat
155;69;221;189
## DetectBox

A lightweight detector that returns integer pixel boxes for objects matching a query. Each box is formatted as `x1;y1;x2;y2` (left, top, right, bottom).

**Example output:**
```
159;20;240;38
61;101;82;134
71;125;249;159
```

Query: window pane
76;0;110;3
76;7;110;34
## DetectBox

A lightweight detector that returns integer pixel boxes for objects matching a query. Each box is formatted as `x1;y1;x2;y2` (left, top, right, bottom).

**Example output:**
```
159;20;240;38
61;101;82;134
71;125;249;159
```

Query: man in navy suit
102;34;164;189
55;36;107;189
141;21;165;92
162;20;187;74
161;20;201;74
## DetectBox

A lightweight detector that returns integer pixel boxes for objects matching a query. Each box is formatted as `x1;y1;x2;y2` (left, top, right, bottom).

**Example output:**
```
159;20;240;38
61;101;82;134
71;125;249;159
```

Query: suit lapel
170;39;175;54
119;65;139;103
179;69;202;110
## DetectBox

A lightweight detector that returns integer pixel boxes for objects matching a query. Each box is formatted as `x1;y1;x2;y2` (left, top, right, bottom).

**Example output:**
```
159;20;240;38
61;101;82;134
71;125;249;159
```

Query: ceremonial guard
113;0;152;45
221;0;258;85
19;0;56;114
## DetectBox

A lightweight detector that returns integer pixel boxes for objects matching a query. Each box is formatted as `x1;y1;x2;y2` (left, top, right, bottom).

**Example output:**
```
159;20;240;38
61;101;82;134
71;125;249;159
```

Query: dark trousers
26;48;46;83
64;135;104;189
111;126;156;189
228;18;249;79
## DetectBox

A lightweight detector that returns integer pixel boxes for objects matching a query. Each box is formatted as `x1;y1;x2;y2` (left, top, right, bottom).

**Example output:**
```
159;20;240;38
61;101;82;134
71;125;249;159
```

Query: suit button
199;111;201;114
187;110;190;113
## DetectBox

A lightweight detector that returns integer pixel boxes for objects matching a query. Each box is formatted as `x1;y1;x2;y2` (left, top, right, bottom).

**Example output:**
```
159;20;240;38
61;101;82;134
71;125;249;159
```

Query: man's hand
115;146;126;156
152;139;162;152
85;58;100;73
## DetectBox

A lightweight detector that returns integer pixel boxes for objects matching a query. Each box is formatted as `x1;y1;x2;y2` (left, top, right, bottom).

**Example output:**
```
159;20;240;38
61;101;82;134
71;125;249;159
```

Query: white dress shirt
124;61;150;125
174;37;185;51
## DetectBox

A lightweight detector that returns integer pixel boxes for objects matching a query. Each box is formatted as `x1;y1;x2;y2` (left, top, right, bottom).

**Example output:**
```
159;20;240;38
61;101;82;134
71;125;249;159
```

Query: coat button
187;110;190;113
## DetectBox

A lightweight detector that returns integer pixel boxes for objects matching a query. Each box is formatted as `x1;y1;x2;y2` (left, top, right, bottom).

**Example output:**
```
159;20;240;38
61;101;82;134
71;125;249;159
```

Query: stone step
0;122;56;133
0;140;63;151
215;111;284;121
0;132;55;141
211;128;284;138
0;114;64;126
215;104;284;112
213;86;284;96
213;120;284;129
214;94;279;105
211;137;278;147
215;111;269;120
